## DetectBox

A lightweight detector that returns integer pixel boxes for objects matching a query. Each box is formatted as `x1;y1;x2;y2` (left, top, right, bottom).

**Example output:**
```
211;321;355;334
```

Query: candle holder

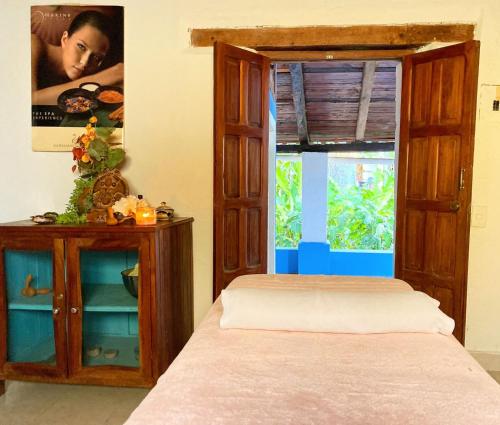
135;207;157;225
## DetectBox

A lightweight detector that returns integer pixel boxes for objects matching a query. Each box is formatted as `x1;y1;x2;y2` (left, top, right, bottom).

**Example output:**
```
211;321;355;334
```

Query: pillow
220;287;455;335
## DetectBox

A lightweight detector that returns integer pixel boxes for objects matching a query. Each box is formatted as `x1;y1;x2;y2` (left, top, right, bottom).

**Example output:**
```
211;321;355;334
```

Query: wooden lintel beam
356;62;377;142
288;63;310;146
258;49;415;61
277;142;395;153
191;24;474;48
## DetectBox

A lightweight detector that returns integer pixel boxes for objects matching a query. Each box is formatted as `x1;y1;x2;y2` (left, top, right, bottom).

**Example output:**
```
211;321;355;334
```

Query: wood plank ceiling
275;60;398;152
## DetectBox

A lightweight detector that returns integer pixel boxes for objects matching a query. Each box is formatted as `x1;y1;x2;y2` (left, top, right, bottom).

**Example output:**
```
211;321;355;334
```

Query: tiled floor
0;374;499;425
0;381;149;425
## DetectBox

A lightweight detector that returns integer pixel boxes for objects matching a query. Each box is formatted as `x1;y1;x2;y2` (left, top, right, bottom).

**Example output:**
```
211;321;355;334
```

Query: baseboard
469;350;500;371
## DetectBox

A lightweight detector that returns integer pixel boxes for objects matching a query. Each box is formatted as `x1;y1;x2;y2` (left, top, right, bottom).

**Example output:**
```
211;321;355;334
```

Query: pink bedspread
125;275;500;425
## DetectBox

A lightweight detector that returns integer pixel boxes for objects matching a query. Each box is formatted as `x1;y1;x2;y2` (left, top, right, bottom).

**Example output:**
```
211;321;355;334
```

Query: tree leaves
275;159;395;250
276;160;302;247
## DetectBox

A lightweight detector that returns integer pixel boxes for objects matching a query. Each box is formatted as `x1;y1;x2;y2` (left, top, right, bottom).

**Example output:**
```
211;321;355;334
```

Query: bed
125;274;500;424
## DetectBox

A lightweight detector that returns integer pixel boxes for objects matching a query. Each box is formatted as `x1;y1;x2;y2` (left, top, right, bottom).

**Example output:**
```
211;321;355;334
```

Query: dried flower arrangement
56;117;125;224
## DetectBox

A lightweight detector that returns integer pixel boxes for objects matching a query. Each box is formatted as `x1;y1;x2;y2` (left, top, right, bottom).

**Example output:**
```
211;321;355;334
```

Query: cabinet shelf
83;284;138;313
8;293;52;311
84;334;139;368
8;284;138;313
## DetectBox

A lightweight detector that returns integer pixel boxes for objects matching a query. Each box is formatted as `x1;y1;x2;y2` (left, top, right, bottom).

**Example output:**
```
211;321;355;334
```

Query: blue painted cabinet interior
4;248;141;369
80;250;140;368
5;250;55;364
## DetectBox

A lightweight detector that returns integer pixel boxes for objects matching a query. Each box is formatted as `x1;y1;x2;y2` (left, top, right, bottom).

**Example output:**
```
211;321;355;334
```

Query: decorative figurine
86;346;102;358
156;202;174;220
87;169;129;224
104;349;119;359
21;274;51;297
31;211;58;224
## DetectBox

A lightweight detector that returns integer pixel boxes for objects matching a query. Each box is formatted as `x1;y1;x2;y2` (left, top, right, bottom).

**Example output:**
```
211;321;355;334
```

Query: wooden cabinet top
0;217;193;236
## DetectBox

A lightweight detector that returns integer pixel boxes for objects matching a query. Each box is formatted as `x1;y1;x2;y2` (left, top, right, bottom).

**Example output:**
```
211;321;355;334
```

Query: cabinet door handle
52;307;61;315
70;307;80;314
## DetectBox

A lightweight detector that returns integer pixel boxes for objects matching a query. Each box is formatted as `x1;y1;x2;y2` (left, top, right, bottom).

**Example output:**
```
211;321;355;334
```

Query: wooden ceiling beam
288;63;310;146
277;141;395;153
191;24;474;48
258;49;415;61
355;61;377;141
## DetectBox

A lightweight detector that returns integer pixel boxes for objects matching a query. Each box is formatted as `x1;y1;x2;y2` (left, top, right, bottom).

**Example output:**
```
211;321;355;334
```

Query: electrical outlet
471;205;488;228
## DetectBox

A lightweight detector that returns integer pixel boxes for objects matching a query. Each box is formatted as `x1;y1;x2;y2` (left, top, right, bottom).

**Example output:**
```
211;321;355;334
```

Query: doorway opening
269;59;401;277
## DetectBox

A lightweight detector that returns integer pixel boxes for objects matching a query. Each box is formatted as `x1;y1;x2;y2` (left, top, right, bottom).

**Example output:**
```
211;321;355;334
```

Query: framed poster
31;5;124;151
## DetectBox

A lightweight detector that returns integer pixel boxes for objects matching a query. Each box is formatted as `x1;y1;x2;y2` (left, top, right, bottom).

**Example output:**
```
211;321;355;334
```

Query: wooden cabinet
0;218;193;395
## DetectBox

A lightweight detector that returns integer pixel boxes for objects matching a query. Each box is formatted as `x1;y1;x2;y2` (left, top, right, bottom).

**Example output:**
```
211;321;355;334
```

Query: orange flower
89;116;98;124
87;128;96;140
81;153;91;163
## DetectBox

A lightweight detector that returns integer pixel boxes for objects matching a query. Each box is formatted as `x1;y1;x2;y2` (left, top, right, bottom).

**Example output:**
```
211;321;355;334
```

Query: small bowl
121;268;138;298
95;85;124;107
57;88;98;114
79;82;101;92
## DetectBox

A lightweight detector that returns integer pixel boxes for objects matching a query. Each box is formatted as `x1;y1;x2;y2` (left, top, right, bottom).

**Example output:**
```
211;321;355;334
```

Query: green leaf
95;127;115;139
88;138;108;161
106;148;125;169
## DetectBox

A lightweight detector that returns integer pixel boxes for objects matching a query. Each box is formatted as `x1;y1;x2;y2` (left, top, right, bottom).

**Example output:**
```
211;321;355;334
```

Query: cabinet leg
0;380;4;396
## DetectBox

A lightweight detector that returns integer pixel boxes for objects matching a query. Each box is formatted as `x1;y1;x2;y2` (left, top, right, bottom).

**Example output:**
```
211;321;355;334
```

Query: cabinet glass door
4;249;56;365
80;249;140;368
2;238;66;379
67;236;151;385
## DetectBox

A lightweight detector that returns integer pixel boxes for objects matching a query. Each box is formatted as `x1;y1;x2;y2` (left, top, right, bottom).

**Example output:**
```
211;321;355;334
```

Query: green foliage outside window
327;167;394;250
275;159;302;247
275;159;394;250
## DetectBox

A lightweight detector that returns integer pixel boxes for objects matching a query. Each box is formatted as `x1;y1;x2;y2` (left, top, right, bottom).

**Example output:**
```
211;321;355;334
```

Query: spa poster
31;5;124;151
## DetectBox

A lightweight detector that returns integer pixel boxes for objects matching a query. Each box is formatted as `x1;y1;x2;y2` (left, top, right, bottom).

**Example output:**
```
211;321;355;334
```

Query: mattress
125;274;500;425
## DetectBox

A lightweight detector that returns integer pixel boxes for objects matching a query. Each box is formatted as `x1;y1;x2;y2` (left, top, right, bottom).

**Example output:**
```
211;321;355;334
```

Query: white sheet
125;275;500;425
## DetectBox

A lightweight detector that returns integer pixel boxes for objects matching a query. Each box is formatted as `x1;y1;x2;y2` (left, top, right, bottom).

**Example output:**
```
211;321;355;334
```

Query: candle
135;206;157;225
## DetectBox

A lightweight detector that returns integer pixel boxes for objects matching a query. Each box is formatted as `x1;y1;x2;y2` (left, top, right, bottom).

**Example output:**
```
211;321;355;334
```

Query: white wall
1;0;500;353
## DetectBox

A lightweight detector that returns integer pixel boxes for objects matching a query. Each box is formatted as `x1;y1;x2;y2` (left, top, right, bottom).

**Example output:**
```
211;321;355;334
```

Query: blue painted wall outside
297;241;330;274
276;248;298;273
269;89;277;120
276;246;394;277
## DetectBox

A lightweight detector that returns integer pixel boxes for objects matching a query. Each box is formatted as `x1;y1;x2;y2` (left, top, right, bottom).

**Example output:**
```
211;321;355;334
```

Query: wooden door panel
223;209;239;271
224;58;241;124
214;42;270;298
246;208;261;267
248;64;263;127
431;56;465;126
407;137;429;199
223;135;240;198
432;212;457;278
410;62;432;128
396;41;480;343
434;287;454;318
403;210;425;271
436;135;461;200
247;137;262;197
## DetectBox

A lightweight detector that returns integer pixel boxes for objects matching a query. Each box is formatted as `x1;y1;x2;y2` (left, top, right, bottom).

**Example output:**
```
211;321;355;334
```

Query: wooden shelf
83;284;138;313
